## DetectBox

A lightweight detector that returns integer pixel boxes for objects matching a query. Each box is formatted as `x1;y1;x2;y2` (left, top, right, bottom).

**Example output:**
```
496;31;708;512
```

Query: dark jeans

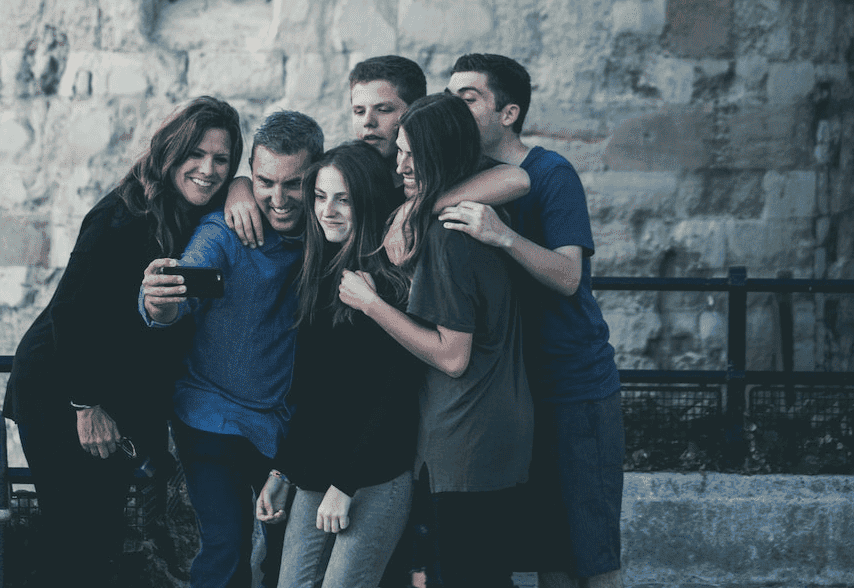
18;414;136;588
420;467;518;588
526;391;625;577
172;419;285;588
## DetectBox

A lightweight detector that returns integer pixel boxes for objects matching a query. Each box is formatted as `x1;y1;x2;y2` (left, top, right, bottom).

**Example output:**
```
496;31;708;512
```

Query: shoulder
192;209;236;242
523;147;579;180
75;189;148;251
521;147;584;200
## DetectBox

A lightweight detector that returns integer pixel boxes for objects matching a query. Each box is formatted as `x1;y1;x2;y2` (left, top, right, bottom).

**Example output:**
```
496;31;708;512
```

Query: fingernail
258;241;264;246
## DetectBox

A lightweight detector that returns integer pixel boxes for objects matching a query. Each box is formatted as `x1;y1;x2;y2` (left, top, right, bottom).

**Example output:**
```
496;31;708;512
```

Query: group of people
4;53;625;588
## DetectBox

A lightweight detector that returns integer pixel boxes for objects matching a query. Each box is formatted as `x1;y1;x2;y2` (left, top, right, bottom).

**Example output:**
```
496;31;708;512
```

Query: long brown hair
397;93;482;273
118;96;243;256
297;142;409;326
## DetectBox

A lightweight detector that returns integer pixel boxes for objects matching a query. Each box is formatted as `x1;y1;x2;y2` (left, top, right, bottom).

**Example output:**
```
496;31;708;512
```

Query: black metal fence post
725;266;748;464
1;410;9;588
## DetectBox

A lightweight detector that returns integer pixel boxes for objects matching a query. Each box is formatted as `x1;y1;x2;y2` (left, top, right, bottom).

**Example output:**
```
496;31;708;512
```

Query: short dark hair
249;110;324;169
398;93;482;271
298;141;409;326
349;55;427;106
452;53;531;134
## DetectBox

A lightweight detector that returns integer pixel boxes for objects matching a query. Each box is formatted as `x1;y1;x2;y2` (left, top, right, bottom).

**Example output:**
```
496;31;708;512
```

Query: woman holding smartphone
255;141;424;588
3;96;243;588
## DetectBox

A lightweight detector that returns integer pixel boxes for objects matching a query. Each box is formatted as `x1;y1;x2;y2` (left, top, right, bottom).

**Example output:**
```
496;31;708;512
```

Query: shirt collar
260;224;304;252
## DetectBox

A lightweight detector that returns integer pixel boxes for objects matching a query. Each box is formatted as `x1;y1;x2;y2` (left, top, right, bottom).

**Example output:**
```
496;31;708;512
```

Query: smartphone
162;267;224;298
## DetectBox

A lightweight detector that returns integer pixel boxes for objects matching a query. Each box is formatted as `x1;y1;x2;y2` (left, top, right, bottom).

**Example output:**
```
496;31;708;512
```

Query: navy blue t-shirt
509;146;620;403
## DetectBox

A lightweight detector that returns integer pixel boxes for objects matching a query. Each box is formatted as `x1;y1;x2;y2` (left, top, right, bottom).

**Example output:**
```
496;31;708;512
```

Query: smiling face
170;128;231;206
447;71;505;152
394;128;419;200
313;165;354;244
350;80;409;160
251;146;311;235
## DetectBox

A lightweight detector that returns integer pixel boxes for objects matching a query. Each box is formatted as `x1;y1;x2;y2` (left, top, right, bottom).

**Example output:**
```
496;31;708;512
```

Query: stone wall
1;0;852;384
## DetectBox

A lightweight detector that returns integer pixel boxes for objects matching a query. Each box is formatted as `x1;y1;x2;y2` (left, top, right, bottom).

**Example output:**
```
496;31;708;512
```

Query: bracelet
70;401;97;410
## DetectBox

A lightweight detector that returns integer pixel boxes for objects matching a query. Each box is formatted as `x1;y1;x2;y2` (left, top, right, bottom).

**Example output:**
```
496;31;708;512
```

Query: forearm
363;299;469;377
503;234;582;297
434;164;529;211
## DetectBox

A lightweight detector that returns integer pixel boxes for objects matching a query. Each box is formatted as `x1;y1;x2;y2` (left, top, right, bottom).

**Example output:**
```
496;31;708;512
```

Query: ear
500;103;520;129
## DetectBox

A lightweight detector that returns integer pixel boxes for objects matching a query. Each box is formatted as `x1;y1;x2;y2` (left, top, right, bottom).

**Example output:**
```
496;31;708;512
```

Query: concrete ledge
621;473;854;586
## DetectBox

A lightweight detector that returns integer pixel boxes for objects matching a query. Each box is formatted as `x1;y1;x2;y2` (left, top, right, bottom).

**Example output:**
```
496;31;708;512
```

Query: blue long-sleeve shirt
140;210;302;458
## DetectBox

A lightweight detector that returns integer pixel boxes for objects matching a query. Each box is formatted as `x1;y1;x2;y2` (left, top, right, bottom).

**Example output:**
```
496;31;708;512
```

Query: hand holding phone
161;267;224;298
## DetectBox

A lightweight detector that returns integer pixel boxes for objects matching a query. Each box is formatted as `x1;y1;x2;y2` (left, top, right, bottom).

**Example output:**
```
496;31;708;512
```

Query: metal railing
593;266;854;469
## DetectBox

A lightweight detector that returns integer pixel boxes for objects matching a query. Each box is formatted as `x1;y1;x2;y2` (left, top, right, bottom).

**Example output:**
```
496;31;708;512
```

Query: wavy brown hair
118;96;243;256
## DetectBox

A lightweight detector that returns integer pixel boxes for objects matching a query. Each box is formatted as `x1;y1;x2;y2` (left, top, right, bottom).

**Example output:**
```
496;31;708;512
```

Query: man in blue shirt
140;111;323;588
440;55;625;588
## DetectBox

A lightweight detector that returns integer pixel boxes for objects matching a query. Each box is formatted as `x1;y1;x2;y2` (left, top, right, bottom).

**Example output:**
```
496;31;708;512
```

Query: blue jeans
526;391;625;577
277;470;413;588
172;419;285;588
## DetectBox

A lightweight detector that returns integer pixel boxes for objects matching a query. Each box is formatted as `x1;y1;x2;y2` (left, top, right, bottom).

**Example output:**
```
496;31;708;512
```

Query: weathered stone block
0;216;49;267
592;220;637;270
99;0;159;51
154;0;274;52
767;61;816;104
665;0;733;58
747;298;777;370
725;219;814;276
721;105;802;169
398;0;493;51
64;106;114;165
0;0;42;50
0;266;28;307
331;0;396;56
611;0;666;35
0;166;29;207
644;57;695;104
0;50;22;100
604;309;662;353
188;51;285;100
762;170;816;219
58;51;184;98
583;171;680;225
284;52;326;103
736;53;768;91
38;0;100;49
671;219;727;269
688;170;765;219
263;0;323;53
18;25;70;97
0;116;32;156
603;107;711;171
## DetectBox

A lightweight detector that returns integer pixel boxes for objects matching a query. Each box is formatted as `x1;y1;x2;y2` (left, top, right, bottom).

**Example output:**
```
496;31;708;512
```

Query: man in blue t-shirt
140;111;324;588
439;54;625;588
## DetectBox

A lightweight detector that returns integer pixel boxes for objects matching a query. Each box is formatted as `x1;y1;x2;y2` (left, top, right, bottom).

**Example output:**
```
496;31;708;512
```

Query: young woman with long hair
338;93;533;588
255;141;424;588
3;96;243;588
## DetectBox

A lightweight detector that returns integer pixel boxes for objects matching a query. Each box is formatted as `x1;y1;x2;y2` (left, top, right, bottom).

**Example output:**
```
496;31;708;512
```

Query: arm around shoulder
434;164;529;212
337;270;473;377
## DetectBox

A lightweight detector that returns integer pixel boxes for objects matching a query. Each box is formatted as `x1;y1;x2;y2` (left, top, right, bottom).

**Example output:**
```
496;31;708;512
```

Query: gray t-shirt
407;219;533;493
